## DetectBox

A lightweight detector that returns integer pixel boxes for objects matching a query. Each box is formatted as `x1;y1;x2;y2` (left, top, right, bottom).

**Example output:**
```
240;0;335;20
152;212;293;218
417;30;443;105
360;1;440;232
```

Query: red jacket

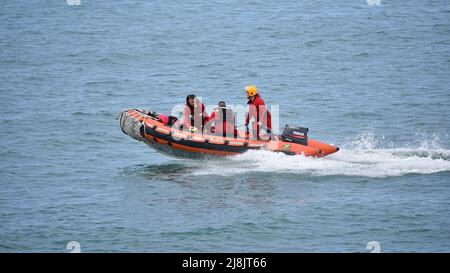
183;99;209;130
209;107;236;137
245;94;272;129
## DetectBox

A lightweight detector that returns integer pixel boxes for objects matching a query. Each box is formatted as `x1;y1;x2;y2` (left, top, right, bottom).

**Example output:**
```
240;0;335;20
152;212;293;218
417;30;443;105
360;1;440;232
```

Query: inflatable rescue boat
119;109;339;159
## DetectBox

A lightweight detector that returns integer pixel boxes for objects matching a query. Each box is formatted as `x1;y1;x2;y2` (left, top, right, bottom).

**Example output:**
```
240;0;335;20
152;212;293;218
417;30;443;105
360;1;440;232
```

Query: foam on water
193;132;450;178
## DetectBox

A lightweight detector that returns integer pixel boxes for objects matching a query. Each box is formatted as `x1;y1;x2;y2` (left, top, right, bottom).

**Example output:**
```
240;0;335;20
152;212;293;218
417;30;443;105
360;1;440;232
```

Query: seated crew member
183;94;209;133
208;101;237;138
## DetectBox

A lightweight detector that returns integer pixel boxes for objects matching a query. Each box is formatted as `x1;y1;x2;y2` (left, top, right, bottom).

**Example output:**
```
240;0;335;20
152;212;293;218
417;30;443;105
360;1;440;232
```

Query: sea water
0;0;449;252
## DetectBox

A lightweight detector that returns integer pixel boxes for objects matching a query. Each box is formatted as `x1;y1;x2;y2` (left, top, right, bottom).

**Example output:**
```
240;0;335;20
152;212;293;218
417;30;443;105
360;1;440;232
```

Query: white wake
192;132;450;178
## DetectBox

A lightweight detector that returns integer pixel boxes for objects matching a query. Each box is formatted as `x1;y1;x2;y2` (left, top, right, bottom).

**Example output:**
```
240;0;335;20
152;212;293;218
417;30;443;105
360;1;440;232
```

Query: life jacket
184;99;208;129
157;114;169;125
210;107;236;137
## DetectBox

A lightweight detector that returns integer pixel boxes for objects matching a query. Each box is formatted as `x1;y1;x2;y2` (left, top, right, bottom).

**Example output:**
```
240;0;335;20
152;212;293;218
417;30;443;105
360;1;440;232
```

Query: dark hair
186;94;196;105
218;101;226;107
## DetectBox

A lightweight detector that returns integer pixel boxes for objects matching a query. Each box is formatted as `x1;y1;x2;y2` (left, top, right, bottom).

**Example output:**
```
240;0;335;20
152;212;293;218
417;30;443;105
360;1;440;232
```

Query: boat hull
119;109;339;159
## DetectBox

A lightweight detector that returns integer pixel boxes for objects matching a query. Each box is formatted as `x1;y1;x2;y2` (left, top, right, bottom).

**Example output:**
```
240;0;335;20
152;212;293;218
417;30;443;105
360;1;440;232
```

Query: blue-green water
1;0;450;252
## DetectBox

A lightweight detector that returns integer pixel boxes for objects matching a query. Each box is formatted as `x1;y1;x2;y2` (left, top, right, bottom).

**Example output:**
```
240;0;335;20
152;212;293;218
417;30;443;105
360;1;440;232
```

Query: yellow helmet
245;85;258;97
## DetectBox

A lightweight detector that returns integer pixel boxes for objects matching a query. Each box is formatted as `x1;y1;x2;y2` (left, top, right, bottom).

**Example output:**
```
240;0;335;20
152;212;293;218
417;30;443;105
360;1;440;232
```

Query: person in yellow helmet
245;85;272;140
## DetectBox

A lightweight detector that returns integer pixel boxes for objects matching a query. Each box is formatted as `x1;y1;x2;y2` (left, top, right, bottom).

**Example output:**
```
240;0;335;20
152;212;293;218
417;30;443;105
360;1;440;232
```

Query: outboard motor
280;125;309;146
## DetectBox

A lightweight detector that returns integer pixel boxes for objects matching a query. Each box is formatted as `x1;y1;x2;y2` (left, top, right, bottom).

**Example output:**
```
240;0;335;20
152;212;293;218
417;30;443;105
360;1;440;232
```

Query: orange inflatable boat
119;109;339;159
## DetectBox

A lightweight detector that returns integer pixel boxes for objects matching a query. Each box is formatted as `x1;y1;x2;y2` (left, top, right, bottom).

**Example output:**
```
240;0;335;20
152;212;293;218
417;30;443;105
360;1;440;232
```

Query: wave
192;132;450;178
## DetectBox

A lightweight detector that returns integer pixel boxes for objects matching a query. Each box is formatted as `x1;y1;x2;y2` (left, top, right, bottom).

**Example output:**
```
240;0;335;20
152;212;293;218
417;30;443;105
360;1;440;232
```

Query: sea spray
192;132;450;178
